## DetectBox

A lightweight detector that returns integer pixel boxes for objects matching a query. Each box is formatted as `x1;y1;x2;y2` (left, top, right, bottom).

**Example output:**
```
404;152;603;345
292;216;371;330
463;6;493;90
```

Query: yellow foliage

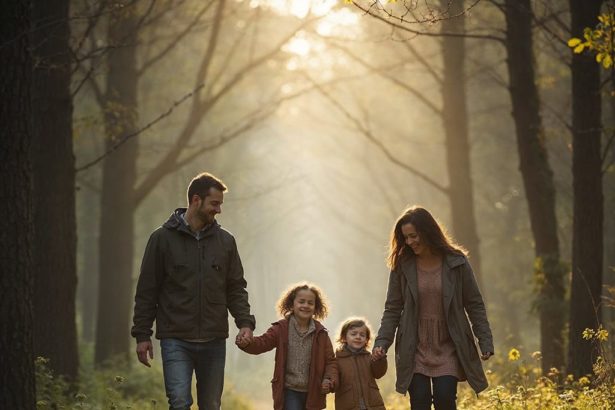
567;13;615;69
568;37;582;47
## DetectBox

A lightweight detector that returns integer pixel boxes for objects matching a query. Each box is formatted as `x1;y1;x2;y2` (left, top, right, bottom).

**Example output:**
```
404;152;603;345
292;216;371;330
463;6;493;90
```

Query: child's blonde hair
336;317;372;350
276;282;329;320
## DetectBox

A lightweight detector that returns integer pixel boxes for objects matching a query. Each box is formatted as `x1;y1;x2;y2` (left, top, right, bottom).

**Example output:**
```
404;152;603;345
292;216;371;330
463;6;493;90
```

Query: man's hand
235;327;253;347
371;346;386;361
136;341;154;367
321;378;332;394
481;352;493;361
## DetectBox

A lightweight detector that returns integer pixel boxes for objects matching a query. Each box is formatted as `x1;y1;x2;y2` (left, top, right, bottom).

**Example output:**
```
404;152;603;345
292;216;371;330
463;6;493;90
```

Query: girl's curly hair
336;317;372;351
276;283;329;320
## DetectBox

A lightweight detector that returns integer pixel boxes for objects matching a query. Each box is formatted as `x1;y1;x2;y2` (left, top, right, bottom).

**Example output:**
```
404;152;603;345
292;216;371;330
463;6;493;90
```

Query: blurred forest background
2;0;615;408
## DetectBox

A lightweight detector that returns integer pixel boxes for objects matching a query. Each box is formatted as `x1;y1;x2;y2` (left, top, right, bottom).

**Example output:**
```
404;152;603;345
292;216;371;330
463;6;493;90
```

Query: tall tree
503;0;565;373
439;0;482;281
95;2;140;364
568;0;604;377
31;0;79;380
0;0;36;407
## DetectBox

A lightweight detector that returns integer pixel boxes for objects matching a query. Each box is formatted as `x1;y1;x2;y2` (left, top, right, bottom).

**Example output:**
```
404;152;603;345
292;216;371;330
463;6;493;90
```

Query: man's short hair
187;172;227;204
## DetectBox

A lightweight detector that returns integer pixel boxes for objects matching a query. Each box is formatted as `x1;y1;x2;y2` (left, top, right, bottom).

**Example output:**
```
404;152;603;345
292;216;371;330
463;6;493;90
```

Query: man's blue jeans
160;338;226;410
409;373;458;410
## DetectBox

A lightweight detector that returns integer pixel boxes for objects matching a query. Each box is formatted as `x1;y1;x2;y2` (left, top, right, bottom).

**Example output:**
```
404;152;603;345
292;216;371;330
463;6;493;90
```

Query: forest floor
34;345;615;409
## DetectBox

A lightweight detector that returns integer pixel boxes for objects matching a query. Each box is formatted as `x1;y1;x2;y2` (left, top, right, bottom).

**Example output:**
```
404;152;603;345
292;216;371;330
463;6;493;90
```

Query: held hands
371;346;386;361
321;378;332;394
235;327;253;348
136;340;154;367
481;351;493;361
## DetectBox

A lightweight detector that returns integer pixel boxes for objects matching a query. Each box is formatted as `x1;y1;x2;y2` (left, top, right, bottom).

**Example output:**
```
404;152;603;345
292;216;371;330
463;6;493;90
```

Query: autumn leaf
568;37;582;47
573;43;586;53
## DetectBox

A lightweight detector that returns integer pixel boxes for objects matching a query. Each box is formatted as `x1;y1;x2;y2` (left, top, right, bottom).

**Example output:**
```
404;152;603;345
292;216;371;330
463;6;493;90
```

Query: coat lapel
400;257;418;305
442;253;465;319
441;259;454;319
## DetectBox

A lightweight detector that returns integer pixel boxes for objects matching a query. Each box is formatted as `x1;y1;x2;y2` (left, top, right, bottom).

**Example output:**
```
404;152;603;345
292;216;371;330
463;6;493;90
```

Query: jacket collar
336;346;370;358
273;317;326;334
163;208;219;238
400;252;467;314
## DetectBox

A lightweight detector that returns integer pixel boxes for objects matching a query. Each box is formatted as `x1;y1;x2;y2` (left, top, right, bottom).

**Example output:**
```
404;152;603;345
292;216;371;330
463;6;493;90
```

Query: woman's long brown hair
387;206;466;271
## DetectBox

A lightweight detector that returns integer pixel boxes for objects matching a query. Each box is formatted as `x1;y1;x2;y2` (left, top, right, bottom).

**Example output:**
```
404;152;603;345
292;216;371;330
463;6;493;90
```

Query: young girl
236;283;337;410
334;318;387;410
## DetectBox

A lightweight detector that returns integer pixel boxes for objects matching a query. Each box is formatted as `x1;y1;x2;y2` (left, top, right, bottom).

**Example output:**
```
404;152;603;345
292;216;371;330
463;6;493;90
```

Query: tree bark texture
440;0;483;286
77;186;99;343
568;0;604;378
95;6;139;365
503;0;565;374
602;73;615;338
31;0;79;380
0;1;36;408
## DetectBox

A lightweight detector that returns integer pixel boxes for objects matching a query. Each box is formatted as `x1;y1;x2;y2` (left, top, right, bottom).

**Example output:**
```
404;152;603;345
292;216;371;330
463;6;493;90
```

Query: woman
372;206;493;410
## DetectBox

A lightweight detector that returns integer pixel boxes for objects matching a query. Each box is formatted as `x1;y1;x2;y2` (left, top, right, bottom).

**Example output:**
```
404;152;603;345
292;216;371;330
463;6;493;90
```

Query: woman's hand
481;352;493;360
371;346;386;361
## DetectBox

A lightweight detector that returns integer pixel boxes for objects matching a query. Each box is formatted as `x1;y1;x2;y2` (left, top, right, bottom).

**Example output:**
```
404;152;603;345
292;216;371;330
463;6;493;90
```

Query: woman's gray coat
374;253;493;394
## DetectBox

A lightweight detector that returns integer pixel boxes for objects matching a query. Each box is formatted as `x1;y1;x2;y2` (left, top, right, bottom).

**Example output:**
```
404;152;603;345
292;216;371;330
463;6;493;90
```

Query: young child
236;283;337;410
333;318;387;410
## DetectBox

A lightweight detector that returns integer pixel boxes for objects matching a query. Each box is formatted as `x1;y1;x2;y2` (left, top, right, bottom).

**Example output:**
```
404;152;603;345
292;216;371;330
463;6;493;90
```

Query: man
131;172;255;410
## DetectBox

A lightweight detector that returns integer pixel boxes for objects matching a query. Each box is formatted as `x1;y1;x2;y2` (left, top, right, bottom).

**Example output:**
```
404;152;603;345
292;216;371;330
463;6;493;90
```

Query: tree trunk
568;0;604;377
31;0;79;380
503;0;565;374
0;1;36;407
95;6;139;365
77;185;100;344
602;72;615;344
440;0;482;285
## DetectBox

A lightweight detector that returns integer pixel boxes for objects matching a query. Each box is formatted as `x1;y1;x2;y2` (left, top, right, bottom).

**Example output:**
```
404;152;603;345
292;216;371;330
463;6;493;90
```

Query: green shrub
35;353;253;409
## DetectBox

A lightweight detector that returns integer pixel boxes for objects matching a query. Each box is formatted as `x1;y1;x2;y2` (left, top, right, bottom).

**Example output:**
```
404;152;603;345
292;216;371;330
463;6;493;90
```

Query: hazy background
58;0;614;407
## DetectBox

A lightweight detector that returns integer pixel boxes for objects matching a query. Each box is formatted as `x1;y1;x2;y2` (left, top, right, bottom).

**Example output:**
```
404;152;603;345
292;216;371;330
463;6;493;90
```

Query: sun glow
250;0;361;46
250;0;339;18
284;33;311;56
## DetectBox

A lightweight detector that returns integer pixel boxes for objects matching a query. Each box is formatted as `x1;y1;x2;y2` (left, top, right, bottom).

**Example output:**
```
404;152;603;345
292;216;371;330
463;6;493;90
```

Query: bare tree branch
353;0;483;24
305;75;448;194
396;35;444;84
543;100;573;132
206;6;261;97
75;82;205;172
137;2;214;75
132;13;322;202
71;64;96;98
71;0;108;58
351;0;505;42
192;0;227;108
329;40;442;116
78;61;105;108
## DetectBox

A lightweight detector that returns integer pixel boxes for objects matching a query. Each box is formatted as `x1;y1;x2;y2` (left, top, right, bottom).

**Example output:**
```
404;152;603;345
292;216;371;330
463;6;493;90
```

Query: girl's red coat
241;318;337;410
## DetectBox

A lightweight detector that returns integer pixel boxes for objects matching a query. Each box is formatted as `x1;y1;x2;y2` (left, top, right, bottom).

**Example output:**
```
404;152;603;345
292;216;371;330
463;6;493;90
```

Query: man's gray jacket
131;208;255;342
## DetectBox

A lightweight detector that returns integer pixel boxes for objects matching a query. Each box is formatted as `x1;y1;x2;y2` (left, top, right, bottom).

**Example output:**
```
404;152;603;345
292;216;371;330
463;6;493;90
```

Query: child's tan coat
334;349;387;410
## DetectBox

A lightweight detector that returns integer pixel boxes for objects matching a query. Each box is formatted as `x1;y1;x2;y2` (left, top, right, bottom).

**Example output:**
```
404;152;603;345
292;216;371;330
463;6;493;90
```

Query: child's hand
321;378;332;394
371;346;385;361
235;337;251;348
